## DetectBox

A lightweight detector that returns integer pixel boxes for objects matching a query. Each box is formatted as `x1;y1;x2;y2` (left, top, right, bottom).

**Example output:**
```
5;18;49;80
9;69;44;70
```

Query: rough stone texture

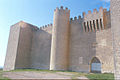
4;5;115;74
3;21;39;71
15;22;39;69
3;23;20;71
30;29;52;69
111;0;120;79
50;7;70;70
69;9;114;73
96;29;114;73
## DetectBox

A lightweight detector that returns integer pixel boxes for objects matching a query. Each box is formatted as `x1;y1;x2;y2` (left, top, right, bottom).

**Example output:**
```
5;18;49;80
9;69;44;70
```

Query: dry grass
9;69;114;80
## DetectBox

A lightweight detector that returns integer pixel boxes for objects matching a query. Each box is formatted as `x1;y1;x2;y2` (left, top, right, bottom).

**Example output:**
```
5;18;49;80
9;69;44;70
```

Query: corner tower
3;21;38;71
111;0;120;79
50;6;70;70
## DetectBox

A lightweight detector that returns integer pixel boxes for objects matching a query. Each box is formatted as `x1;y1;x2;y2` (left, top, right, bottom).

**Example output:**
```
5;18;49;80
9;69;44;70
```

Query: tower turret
50;6;70;70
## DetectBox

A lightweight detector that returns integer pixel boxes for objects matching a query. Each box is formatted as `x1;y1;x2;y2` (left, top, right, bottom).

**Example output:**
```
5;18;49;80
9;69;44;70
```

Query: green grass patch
71;72;87;79
10;69;60;73
0;69;10;80
11;69;75;73
85;73;114;80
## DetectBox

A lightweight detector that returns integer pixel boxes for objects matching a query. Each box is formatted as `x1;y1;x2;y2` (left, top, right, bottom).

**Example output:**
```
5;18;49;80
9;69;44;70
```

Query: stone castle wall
111;0;120;79
50;7;70;70
3;23;21;71
15;22;38;69
96;29;114;73
4;6;114;73
40;24;53;34
30;24;52;69
69;8;114;73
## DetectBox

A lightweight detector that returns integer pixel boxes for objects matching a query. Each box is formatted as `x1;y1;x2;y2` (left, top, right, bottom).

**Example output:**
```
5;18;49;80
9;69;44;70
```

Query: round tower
50;6;70;70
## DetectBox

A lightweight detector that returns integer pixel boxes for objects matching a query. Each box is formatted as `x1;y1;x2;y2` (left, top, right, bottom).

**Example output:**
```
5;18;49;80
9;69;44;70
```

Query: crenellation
82;12;86;17
45;25;47;27
70;18;73;22
103;8;107;12
88;10;92;14
4;4;116;77
70;15;83;23
93;9;98;14
82;7;110;32
74;16;77;20
60;6;63;9
99;7;103;12
65;7;68;10
78;15;81;20
40;23;53;30
55;7;59;11
83;7;108;18
50;23;52;26
39;23;53;34
54;6;70;14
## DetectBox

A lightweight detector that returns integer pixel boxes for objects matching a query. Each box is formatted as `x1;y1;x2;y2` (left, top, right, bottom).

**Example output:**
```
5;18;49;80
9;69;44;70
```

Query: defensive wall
4;6;114;73
69;7;113;73
111;0;120;79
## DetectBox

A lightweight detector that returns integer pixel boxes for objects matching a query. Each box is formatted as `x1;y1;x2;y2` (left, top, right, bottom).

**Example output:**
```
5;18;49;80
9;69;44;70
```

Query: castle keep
4;6;115;73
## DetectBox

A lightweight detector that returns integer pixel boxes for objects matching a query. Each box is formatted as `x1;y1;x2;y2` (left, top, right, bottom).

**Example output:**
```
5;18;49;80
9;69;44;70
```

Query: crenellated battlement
70;7;110;32
82;7;110;32
70;7;109;22
70;15;83;22
40;23;53;30
39;23;53;34
82;7;106;17
54;6;70;14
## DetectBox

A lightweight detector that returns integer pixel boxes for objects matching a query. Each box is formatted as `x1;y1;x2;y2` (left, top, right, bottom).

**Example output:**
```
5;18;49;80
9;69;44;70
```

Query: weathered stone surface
3;4;116;75
69;8;113;73
3;23;21;71
111;0;120;79
50;7;70;70
30;29;52;69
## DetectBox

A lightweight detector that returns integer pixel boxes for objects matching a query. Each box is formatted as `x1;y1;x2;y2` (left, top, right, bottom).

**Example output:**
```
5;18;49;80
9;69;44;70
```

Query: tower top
54;6;70;13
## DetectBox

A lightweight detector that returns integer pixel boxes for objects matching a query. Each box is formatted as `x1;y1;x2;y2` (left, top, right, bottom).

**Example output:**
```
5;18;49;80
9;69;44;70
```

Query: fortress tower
3;21;38;71
50;6;70;70
111;0;120;79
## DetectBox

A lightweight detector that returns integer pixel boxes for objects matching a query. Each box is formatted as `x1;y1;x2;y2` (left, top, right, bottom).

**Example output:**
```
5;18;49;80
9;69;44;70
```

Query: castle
3;1;120;75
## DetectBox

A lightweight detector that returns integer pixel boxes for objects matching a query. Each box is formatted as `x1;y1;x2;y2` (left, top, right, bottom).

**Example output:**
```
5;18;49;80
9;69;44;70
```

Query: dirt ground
3;71;88;79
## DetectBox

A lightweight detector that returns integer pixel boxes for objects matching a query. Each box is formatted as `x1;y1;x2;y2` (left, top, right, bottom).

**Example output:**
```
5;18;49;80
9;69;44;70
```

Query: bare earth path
3;71;88;79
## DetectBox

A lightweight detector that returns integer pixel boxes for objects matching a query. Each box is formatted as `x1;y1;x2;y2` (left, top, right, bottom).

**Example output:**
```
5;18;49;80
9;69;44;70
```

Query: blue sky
0;0;110;68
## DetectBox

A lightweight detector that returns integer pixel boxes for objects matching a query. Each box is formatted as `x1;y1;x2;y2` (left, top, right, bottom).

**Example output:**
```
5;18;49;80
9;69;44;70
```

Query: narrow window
90;21;92;31
84;22;87;32
100;18;103;29
93;20;96;31
96;19;99;30
87;21;90;32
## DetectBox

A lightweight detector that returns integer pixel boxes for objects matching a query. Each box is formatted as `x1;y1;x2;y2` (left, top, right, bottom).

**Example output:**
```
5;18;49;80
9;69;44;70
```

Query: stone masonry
3;1;119;76
111;0;120;79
